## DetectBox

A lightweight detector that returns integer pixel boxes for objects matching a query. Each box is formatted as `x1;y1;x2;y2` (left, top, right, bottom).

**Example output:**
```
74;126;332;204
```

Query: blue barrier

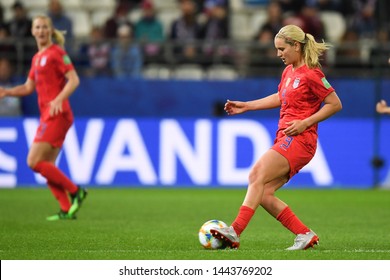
21;78;388;118
1;117;390;188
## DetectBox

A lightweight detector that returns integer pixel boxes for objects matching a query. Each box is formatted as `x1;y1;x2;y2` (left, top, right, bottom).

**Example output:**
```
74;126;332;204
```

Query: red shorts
271;131;317;179
34;113;73;148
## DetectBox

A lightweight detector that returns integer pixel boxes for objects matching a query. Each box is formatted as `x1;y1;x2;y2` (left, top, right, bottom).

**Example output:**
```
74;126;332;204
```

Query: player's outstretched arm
0;79;35;99
224;93;280;115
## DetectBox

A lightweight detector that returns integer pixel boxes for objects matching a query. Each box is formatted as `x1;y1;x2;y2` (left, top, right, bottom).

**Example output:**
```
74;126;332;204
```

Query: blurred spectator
349;0;377;40
47;0;73;40
117;0;142;10
0;25;17;64
243;0;270;6
297;4;325;40
334;29;362;68
375;0;390;32
104;3;133;39
79;26;111;77
370;28;390;68
309;0;344;11
283;3;325;41
170;0;203;63
256;0;284;36
253;26;276;59
111;25;143;78
7;1;34;73
8;1;32;39
248;25;280;74
0;4;5;26
0;57;21;116
276;0;306;14
135;0;165;62
200;0;230;61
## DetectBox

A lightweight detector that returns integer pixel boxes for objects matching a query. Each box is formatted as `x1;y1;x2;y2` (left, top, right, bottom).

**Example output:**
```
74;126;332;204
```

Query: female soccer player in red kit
0;15;87;221
211;24;342;250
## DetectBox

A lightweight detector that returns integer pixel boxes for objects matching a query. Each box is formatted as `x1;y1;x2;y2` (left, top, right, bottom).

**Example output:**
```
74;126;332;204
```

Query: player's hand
49;99;63;116
376;100;388;114
224;99;247;115
284;120;308;136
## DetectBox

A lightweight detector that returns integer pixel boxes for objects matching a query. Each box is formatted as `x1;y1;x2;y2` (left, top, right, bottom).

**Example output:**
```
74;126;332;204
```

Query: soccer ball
198;219;228;249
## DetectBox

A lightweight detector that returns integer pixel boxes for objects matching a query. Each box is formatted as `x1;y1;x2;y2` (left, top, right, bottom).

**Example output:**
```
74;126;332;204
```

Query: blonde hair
275;24;331;68
32;15;66;48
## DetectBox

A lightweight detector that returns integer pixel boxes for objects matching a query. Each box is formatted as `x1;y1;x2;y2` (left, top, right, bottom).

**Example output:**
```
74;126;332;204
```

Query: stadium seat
320;11;346;43
80;0;115;12
3;7;13;22
22;0;48;10
66;10;91;38
207;65;239;80
229;0;245;11
250;9;268;39
60;0;81;9
128;8;143;24
156;8;181;36
142;64;171;80
172;64;205;80
230;11;252;41
90;9;112;27
1;0;17;8
28;9;46;19
153;0;177;9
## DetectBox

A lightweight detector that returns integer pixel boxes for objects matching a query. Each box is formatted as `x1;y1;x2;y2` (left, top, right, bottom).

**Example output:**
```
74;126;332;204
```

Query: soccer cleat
210;226;240;249
68;186;88;216
46;210;76;221
286;230;319;250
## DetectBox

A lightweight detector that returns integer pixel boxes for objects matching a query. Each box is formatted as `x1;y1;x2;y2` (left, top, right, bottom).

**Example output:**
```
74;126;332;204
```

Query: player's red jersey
28;44;74;121
272;64;335;178
277;64;334;136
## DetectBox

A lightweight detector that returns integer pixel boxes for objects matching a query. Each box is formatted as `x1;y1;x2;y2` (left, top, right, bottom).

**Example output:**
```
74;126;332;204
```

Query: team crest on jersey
40;56;47;67
293;78;300;88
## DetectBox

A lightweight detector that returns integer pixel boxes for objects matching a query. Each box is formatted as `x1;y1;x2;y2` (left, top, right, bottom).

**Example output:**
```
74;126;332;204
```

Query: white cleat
210;226;240;249
286;230;319;251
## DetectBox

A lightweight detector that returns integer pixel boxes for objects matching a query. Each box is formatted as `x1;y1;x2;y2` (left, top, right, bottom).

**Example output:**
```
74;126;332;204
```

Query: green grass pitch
1;187;390;260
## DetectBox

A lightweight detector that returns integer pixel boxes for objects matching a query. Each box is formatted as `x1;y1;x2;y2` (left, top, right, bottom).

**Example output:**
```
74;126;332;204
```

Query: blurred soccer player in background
211;24;342;250
0;15;87;221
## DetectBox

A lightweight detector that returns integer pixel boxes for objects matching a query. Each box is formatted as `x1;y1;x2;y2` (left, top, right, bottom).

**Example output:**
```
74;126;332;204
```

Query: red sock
231;205;255;236
48;183;71;212
33;161;78;194
276;206;310;235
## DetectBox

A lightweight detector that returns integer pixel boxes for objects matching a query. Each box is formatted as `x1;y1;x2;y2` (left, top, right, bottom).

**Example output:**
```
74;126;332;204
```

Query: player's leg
261;180;319;250
27;142;86;218
266;135;319;250
27;142;79;194
262;181;310;234
29;116;88;216
211;149;290;248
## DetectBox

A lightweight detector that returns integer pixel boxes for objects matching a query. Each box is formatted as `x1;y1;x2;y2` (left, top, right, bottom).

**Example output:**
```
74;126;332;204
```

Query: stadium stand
172;64;205;80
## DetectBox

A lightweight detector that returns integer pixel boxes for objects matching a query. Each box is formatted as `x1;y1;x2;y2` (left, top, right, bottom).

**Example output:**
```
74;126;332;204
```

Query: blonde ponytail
275;24;331;68
53;28;66;48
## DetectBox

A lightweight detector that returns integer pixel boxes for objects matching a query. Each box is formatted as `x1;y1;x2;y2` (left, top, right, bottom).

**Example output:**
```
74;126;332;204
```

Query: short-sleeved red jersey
28;44;74;121
272;64;335;178
277;64;334;136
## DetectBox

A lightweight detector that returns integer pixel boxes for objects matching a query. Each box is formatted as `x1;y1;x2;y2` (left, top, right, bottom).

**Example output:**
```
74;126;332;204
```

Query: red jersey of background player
277;64;334;136
28;44;74;121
